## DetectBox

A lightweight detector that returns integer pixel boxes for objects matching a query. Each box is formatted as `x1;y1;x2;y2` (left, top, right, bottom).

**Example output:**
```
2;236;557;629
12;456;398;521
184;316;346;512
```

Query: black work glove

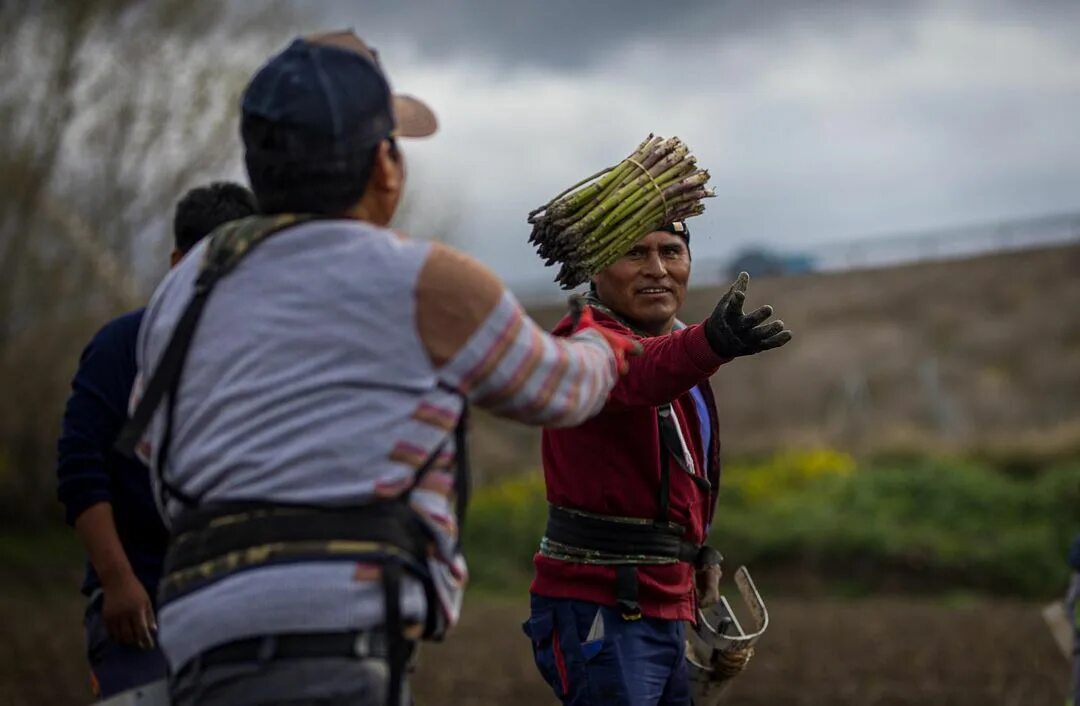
704;271;792;358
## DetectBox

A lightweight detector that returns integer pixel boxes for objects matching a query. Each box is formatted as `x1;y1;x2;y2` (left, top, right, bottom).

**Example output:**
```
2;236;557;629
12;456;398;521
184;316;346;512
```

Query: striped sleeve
437;291;618;427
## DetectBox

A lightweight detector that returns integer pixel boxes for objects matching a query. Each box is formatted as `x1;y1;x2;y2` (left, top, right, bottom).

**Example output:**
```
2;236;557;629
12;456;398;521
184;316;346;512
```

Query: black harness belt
160;500;434;609
540;504;721;619
541;504;700;565
174;630;401;681
161;498;439;706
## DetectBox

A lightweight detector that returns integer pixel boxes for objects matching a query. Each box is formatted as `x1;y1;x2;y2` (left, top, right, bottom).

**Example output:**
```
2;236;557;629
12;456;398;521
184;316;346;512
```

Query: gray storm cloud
292;0;1080;294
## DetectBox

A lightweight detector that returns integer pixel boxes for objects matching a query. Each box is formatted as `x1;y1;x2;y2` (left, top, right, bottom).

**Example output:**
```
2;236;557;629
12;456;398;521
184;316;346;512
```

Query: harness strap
453;402;471;550
155;319;200;510
160;501;434;604
656;412;671;524
541;503;710;620
615;565;641;620
161;497;442;706
657;404;711;493
175;630;396;676
541;505;702;563
115;214;311;462
544;505;688;558
383;560;406;706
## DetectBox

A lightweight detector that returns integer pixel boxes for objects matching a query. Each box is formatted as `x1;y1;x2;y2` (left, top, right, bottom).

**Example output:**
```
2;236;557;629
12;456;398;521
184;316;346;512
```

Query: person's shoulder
551;303;634;337
305;220;433;265
89;307;146;350
419;241;504;302
589;307;633;334
152;239;207;306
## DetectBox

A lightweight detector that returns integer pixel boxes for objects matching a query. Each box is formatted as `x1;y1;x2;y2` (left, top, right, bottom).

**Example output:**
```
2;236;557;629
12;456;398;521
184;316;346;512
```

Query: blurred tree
0;0;290;524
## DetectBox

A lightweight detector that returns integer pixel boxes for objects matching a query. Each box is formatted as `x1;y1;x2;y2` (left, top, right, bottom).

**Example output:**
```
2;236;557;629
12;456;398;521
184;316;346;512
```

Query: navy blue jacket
1070;533;1080;573
56;308;167;598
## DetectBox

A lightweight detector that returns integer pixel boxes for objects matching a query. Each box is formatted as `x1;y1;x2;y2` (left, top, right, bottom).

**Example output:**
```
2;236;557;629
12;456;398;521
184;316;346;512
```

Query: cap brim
392;95;437;138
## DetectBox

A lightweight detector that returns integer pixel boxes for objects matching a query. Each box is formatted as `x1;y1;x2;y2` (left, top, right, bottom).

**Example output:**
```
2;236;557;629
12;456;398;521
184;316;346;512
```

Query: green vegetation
463;450;1080;598
8;449;1076;599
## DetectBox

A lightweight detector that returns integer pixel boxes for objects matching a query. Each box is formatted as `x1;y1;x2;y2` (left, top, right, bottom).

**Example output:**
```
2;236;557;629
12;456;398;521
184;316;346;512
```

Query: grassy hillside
470;242;1080;480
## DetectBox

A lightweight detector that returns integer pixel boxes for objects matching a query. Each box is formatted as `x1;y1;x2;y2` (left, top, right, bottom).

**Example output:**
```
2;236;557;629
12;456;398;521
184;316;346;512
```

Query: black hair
173;181;258;254
241;114;395;216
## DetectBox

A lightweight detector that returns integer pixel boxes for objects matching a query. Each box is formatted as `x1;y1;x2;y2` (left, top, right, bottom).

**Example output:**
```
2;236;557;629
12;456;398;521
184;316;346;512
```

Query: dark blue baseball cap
241;30;436;165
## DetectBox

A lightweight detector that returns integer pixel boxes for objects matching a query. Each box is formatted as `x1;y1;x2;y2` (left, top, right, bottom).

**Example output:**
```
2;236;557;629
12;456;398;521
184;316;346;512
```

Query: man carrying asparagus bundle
523;136;792;705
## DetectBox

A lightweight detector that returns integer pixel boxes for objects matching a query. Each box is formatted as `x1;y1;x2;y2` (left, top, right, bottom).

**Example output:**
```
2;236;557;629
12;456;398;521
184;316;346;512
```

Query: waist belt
175;630;405;680
540;504;721;620
161;499;434;706
541;504;700;565
160;500;432;605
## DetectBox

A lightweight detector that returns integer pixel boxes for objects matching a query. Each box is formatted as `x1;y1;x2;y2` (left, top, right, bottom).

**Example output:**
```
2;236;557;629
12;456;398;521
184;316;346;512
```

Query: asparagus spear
528;133;714;289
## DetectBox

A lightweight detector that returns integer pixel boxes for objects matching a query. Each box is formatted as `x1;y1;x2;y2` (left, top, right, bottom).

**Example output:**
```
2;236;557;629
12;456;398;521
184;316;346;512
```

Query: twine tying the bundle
626;157;670;221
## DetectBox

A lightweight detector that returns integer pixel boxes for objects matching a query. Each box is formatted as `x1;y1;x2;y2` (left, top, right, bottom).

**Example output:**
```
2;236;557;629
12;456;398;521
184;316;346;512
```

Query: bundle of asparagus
528;134;715;289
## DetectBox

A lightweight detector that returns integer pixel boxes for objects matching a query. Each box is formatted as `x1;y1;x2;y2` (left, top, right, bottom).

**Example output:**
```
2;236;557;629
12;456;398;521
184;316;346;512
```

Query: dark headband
659;220;690;243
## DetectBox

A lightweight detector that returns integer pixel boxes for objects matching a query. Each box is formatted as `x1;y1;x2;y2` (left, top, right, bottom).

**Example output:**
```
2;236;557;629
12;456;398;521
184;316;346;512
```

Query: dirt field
413;595;1067;706
3;563;1068;706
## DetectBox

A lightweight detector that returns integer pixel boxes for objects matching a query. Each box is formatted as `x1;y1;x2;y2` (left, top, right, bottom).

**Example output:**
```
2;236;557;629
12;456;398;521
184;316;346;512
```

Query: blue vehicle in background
725;247;816;279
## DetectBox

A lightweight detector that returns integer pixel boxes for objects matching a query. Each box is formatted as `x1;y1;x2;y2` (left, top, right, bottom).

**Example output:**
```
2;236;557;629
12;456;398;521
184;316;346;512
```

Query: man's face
592;230;690;336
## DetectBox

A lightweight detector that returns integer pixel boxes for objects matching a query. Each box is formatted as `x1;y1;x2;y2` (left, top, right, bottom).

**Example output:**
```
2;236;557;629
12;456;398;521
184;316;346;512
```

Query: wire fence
697;210;1080;288
514;210;1080;304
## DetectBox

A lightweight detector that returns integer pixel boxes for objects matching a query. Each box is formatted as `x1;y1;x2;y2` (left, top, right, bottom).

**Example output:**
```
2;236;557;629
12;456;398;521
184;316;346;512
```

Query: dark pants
524;595;690;706
84;594;168;700
169;636;410;706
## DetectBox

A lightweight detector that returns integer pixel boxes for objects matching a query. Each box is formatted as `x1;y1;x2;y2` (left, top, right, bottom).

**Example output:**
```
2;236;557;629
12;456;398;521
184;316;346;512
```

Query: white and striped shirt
133;219;618;671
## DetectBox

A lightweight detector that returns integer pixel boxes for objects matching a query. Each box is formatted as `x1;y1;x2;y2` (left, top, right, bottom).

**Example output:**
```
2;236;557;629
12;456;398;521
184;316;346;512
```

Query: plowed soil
4;570;1066;706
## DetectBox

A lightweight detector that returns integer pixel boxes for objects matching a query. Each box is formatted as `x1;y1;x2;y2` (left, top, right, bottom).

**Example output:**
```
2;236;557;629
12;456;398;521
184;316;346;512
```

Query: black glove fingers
758;329;793;350
734;271;750;294
739;305;773;330
724;290;746;328
747;320;784;341
705;273;791;359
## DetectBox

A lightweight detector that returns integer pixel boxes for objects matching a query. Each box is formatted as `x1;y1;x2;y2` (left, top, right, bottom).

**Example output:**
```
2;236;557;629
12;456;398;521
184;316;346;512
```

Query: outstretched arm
417;243;629;427
606;270;793;409
604;321;727;409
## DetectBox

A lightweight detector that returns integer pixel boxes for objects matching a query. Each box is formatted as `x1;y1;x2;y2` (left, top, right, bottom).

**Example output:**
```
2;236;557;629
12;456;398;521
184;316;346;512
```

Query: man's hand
570;297;643;374
695;564;723;608
102;572;156;649
74;502;157;649
703;272;792;359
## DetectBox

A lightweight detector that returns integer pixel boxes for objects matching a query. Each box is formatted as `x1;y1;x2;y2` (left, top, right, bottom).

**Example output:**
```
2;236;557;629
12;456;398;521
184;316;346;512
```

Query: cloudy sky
288;0;1080;294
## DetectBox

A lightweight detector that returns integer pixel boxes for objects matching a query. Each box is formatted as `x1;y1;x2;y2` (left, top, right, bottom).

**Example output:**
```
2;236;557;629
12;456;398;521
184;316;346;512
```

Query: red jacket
530;306;727;621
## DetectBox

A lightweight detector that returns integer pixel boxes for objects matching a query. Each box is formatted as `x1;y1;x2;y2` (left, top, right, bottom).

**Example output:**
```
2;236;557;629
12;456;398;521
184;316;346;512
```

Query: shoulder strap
453;401;471;548
115;214;313;458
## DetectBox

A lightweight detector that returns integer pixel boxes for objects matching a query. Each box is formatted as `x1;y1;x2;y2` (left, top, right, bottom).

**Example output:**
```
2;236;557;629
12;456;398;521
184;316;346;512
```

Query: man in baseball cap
240;30;437;216
126;30;633;706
